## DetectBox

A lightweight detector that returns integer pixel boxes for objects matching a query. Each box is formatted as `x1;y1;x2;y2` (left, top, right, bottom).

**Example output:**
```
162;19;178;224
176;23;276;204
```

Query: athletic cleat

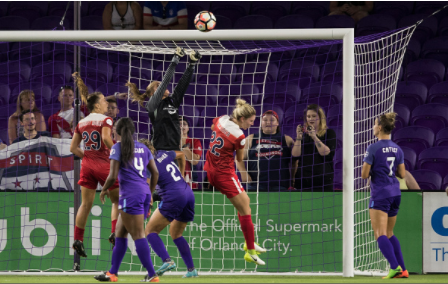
182;269;198;278
94;271;118;282
140;274;159;282
382;265;402;279
190;50;202;62
393;269;409;278
155;261;176;276
243;242;267;254
108;232;115;248
174;47;185;57
244;252;265;266
72;239;87;257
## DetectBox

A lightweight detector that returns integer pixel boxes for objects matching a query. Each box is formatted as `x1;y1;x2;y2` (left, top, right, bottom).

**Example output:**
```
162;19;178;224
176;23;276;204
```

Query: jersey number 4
82;131;101;151
210;131;224;157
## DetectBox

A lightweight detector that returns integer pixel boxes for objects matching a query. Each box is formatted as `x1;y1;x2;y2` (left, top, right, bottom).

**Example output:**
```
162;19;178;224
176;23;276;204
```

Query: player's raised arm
171;51;201;108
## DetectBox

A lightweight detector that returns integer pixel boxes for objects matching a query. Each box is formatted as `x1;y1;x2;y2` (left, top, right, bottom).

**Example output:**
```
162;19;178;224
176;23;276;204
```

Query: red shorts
207;170;244;199
78;162;119;190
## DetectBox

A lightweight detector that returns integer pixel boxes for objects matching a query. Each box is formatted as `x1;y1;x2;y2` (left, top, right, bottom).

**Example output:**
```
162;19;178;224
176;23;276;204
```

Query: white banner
423;192;448;273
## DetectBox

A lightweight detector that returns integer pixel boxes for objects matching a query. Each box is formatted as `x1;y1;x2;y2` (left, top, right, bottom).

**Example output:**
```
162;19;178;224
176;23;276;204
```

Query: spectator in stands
48;86;85;139
397;170;420;190
105;98;120;123
329;1;373;23
0;139;6;150
8;90;46;145
13;110;51;143
236;110;295;191
179;116;202;190
292;104;336;192
103;1;143;30
143;1;188;30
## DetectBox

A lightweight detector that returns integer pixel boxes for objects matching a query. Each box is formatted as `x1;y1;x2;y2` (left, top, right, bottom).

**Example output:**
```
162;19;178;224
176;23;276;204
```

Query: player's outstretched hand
190;50;202;62
100;190;110;204
174;46;186;57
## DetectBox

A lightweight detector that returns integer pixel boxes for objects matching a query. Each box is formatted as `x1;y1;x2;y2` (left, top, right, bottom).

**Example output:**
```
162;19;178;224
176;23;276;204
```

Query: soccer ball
194;11;216;32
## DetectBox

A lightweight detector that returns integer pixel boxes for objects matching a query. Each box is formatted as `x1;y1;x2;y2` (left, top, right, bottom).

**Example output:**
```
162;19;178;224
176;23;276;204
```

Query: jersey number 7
386;157;395;176
210;131;224;156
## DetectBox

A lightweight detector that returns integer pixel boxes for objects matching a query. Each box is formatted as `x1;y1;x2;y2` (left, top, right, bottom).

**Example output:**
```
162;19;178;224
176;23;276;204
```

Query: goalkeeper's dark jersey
146;60;195;151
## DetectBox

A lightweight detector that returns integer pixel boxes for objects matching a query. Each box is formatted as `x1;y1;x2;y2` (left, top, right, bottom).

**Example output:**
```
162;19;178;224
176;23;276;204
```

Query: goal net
0;27;413;276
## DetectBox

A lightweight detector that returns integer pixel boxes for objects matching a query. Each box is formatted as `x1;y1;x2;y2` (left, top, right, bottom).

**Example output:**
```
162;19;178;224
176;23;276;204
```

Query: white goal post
0;29;355;277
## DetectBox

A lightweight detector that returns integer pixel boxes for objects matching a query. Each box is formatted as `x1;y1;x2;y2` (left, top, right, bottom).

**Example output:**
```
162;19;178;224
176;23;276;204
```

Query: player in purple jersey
95;118;160;283
139;139;198;278
361;113;408;279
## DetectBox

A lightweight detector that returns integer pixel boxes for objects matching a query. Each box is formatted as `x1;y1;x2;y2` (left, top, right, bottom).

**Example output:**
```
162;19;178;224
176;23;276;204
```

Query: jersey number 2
82;131;101;151
210;131;224;157
166;162;181;181
386;157;395;176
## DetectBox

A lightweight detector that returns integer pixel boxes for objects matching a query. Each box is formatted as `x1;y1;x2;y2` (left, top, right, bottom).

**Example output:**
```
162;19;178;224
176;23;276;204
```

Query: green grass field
0;275;447;283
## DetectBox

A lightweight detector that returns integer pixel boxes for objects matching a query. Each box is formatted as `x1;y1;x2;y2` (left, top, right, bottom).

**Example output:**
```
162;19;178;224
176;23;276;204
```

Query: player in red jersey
70;73;120;257
204;99;266;266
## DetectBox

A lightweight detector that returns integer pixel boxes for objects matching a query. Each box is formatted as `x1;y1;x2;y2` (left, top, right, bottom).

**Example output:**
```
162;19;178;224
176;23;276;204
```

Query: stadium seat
291;1;329;22
80;60;114;88
0;62;31;94
11;83;52;106
316;15;355;29
402;38;421;67
395;81;427;112
0;16;30;30
393;126;435;156
186;1;211;29
0;2;8;17
393;103;410;132
88;1;108;16
81;15;103;30
264;81;301;102
274;15;314;29
9;42;54;67
32;16;72;30
301;82;343;111
398;14;438;44
284;103;308;128
405;59;445;89
178;106;201;127
30;62;72;86
438;16;448;36
235;62;278;83
334;148;342;171
415;2;448;21
279;59;320;89
442;174;448;190
214;15;233;30
211;1;250;23
0;84;10;105
8;2;48;25
410;169;442;190
196;61;236;84
410;103;448;135
356;14;397;37
417;146;448;178
48;1;76;23
373;1;414;22
401;146;417;171
321;61;343;84
421;36;448;67
327;104;342;127
234;15;273;29
435;127;448;146
428;81;448;106
113;60;153;83
251;1;290;24
217;84;261;105
185;84;219;108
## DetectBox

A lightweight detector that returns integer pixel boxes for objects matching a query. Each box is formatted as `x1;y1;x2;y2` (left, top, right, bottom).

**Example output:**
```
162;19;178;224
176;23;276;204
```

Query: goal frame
0;29;355;277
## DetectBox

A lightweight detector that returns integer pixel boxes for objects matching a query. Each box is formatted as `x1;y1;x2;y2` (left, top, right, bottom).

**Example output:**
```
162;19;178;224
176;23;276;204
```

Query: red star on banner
34;175;40;183
13;178;22;188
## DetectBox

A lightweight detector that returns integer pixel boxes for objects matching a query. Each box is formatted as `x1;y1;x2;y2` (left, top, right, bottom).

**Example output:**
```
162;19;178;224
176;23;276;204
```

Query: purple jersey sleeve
110;143;121;162
363;144;374;165
398;147;404;165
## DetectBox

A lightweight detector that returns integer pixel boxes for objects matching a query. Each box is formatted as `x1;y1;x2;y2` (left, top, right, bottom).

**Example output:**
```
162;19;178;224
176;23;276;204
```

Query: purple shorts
369;195;401;217
158;191;195;223
119;194;151;217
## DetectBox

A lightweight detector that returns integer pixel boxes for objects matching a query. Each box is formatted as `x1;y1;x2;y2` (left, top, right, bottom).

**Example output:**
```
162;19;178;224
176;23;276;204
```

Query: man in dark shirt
13;110;51;143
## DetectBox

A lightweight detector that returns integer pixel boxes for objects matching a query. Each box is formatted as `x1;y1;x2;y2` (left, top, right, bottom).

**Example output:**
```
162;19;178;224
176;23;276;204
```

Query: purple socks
147;233;171;262
389;235;406;271
135;238;156;277
173;236;195;270
110;237;128;275
377;235;399;269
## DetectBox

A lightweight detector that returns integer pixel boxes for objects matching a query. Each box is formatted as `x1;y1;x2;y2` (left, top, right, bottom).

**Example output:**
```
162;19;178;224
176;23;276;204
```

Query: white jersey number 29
166;162;181;181
386;157;395;177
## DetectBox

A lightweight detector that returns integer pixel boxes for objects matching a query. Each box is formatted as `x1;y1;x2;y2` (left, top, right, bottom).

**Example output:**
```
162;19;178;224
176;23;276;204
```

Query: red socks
74;226;85;242
111;219;117;233
238;213;255;250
